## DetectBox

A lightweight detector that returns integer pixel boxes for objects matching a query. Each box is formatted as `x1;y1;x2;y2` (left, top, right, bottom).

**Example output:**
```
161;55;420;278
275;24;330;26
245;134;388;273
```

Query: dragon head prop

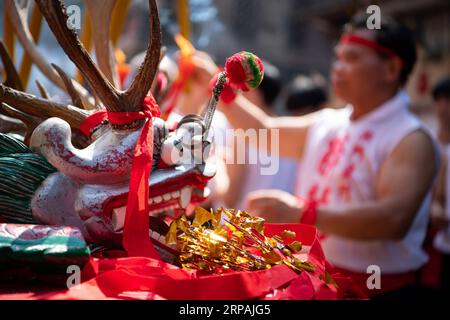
0;0;217;252
0;0;263;259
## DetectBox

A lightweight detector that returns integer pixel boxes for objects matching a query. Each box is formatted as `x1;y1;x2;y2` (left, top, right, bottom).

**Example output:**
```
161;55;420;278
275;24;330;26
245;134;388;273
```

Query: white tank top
298;91;434;273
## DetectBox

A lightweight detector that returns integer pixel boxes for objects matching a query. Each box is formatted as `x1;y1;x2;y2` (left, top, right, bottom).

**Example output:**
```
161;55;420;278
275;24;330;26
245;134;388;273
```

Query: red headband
340;34;400;59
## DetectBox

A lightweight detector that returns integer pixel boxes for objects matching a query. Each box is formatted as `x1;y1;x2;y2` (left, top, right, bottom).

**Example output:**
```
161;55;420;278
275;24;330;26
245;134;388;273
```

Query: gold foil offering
167;208;316;274
281;230;296;238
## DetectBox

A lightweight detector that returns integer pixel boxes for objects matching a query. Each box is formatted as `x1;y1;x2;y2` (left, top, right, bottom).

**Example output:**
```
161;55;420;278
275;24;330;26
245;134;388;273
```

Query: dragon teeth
150;230;160;240
179;187;192;209
112;189;187;230
148;203;180;215
112;206;126;231
171;190;180;198
148;191;180;204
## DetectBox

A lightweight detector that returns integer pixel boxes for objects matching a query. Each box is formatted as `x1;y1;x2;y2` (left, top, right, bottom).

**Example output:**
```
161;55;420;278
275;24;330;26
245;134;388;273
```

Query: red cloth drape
0;224;364;300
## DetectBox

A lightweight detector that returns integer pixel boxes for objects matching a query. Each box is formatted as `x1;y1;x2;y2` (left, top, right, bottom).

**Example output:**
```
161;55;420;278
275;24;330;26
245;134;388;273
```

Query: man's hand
245;189;303;223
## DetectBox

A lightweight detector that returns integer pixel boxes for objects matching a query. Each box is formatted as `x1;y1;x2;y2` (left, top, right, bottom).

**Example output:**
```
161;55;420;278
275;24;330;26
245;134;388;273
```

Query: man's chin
331;89;350;106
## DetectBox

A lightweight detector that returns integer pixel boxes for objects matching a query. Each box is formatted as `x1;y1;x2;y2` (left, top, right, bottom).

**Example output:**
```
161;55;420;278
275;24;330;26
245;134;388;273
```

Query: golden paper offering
166;207;316;274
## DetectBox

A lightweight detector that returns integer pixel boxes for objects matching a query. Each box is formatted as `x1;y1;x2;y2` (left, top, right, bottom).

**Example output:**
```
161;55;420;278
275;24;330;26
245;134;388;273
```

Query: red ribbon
208;71;237;104
28;224;358;300
80;95;161;258
299;198;318;225
339;34;400;59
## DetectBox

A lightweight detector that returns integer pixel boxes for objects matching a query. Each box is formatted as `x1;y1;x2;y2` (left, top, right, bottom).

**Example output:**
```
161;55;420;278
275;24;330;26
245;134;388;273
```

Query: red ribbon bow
80;95;161;258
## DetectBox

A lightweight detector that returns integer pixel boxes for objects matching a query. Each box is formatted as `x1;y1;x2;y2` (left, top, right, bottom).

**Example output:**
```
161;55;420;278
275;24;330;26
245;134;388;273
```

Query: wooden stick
19;3;43;89
3;10;15;79
110;0;131;47
177;0;191;41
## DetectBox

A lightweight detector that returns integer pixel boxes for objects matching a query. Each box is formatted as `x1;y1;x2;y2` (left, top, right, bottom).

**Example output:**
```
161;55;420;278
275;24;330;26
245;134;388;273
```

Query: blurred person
118;1;150;59
191;15;439;298
226;61;300;209
284;74;328;116
129;53;179;101
242;60;282;115
430;77;450;296
283;74;329;198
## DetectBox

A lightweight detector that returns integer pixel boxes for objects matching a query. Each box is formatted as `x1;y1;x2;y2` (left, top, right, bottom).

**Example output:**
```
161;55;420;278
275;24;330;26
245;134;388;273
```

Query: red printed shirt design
307;130;373;206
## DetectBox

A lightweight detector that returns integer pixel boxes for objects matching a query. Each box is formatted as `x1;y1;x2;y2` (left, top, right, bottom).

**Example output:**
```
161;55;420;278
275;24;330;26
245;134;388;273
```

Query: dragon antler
35;0;161;114
4;0;96;109
1;0;161;136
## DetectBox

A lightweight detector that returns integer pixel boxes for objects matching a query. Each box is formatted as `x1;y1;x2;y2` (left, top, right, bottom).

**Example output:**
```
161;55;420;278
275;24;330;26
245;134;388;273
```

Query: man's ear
384;56;403;85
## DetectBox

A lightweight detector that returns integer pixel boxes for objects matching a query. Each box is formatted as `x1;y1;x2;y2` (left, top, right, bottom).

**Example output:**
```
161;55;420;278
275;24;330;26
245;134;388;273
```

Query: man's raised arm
219;94;316;160
191;51;315;160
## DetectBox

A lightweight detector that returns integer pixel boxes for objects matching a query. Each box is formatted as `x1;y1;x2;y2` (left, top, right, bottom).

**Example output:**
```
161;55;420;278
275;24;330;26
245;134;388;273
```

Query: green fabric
0;133;56;224
0;135;89;274
0;229;90;273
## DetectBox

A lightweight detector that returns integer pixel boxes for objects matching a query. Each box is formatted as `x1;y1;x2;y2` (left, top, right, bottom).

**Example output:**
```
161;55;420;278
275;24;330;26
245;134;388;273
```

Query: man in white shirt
192;15;438;298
